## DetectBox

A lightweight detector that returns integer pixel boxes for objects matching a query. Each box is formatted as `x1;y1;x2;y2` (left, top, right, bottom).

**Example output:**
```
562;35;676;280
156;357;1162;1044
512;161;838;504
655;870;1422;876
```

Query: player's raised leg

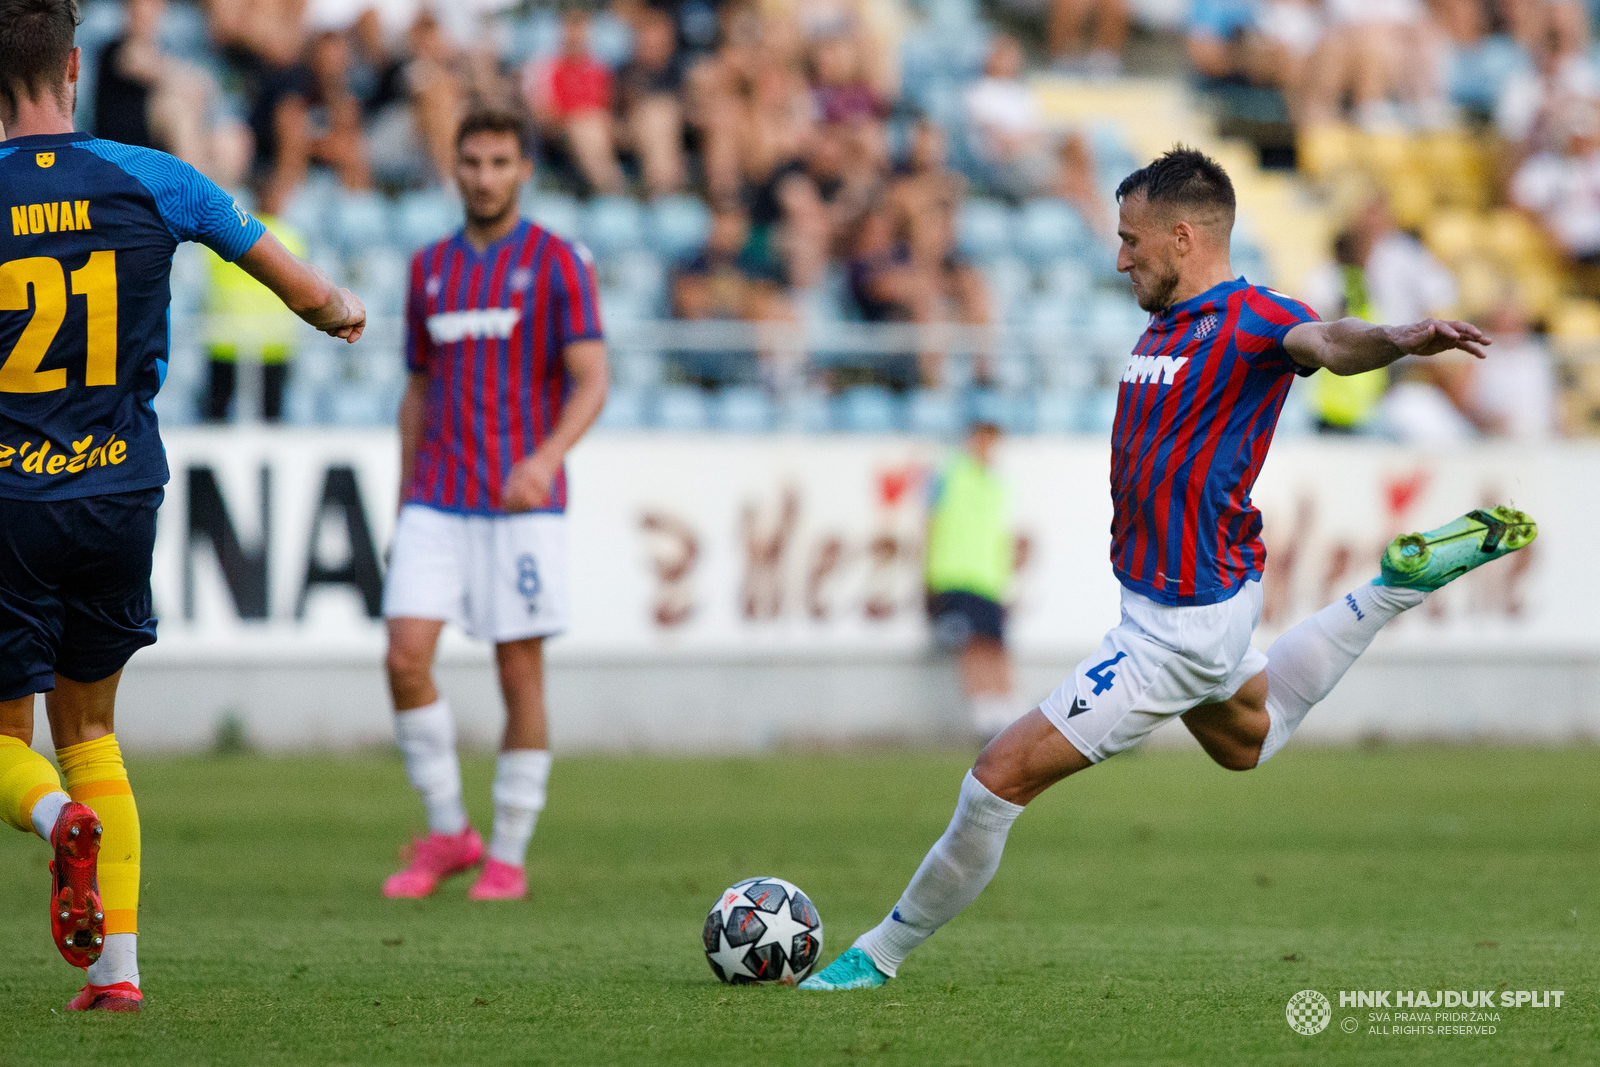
801;712;1089;989
468;637;551;901
1184;507;1539;769
382;616;482;898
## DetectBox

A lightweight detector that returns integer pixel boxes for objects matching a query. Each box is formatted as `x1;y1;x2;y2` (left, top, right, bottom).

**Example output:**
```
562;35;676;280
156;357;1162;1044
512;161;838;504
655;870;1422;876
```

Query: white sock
1258;581;1426;764
487;749;551;867
854;771;1023;977
394;699;468;836
29;790;69;840
86;933;139;987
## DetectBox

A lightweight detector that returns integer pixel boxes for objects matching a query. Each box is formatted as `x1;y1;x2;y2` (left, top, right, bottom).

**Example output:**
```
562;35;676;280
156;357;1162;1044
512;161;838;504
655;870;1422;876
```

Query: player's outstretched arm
235;230;367;343
501;340;609;513
1284;317;1491;376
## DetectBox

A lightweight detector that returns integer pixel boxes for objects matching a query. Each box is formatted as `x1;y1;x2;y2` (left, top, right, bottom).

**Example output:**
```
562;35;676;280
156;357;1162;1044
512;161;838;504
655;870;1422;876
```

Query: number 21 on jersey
0;252;117;393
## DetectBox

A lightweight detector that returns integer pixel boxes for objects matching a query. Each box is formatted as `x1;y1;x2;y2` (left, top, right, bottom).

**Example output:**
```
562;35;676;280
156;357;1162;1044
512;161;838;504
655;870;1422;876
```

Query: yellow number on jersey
0;252;119;393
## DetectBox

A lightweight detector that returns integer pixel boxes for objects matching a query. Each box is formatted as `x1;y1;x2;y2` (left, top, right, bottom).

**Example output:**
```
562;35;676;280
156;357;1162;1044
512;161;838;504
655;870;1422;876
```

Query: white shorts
1039;580;1267;763
382;504;569;643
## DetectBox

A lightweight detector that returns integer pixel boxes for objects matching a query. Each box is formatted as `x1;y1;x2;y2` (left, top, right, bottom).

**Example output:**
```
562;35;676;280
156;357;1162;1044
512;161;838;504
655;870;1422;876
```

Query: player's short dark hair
0;0;79;116
1116;145;1236;229
455;107;533;160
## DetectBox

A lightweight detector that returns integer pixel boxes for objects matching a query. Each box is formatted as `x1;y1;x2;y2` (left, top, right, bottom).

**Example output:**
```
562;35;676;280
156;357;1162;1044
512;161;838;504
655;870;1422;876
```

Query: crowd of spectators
81;0;1571;435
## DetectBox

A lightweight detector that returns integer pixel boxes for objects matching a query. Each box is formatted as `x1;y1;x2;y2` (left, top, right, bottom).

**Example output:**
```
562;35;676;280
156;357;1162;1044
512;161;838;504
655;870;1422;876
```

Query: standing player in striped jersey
802;147;1538;990
380;109;606;902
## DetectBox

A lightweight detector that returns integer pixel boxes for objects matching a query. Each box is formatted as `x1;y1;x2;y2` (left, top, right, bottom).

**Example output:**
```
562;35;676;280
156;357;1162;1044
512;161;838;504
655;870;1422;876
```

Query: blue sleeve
81;140;266;261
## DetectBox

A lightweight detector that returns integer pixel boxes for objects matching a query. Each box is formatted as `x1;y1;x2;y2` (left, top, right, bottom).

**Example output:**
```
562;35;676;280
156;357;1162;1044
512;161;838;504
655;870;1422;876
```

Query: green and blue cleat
798;946;890;991
1375;506;1537;592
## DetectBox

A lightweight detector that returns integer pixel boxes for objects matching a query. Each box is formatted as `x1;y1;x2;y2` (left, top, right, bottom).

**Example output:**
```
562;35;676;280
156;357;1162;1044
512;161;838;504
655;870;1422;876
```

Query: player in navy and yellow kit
0;0;365;1012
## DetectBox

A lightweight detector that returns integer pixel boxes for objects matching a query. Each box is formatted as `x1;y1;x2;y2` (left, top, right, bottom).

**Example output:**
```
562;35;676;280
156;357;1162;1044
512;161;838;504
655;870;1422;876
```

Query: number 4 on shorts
1085;652;1127;695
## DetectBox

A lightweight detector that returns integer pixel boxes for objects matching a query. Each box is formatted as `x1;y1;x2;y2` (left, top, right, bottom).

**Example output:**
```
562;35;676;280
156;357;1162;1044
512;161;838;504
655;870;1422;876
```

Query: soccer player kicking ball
801;147;1537;991
380;109;607;901
0;0;365;1012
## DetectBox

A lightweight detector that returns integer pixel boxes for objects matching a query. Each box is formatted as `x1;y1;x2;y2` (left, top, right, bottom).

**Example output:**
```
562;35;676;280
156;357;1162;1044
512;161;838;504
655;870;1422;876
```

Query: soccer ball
702;876;823;985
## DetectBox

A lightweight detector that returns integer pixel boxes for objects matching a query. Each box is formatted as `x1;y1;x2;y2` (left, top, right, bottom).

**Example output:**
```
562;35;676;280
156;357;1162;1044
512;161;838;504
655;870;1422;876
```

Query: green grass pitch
1;745;1596;1066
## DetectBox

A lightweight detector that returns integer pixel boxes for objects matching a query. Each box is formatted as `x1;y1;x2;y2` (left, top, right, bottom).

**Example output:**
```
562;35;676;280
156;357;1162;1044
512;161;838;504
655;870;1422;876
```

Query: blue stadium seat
281;381;321;426
280;180;336;239
523;192;581;240
505;9;562;66
1014;200;1091;266
588;11;635;68
599;288;646;328
330;192;391;253
907;389;962;436
1032;390;1079;434
782;388;834;433
980;256;1032;324
595;384;647;430
1087;293;1147;350
1079;387;1119;434
353;248;409;316
1041;258;1092;301
327;384;392;426
957;200;1012;262
294;346;341;388
581;196;644;256
836;386;903;433
608;250;667;312
652;386;710;431
645;196;711;260
714;387;776;432
969;389;1028;432
158;2;211;60
396;189;463;250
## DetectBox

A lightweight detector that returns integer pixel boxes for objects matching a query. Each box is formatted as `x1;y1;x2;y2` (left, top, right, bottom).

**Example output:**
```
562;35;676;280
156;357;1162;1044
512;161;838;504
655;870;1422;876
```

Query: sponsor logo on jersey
425;307;521;343
1194;314;1217;340
0;433;127;475
1121;353;1188;386
9;200;91;236
1068;694;1092;718
509;267;533;290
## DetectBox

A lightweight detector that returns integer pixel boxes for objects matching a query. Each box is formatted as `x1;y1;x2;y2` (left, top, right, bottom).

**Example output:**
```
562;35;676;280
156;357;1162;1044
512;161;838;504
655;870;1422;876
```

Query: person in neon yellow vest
925;419;1020;737
201;181;307;421
1308;229;1387;432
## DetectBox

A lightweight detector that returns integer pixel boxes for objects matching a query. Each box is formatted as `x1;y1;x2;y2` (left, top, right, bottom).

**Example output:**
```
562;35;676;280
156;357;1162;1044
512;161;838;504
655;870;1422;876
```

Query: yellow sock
57;735;140;937
0;734;64;836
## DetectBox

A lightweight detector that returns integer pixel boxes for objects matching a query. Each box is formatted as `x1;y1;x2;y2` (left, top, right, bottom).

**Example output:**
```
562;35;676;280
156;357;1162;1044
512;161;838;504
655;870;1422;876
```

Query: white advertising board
146;429;1591;665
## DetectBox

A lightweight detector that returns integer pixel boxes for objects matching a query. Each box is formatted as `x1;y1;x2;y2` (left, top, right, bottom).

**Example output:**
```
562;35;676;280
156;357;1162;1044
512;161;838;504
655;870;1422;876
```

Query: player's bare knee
385;645;433;692
1208;743;1260;772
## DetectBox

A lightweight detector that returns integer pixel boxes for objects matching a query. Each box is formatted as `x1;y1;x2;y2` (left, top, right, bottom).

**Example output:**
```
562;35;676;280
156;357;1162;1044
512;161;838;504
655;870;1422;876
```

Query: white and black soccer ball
702;876;823;985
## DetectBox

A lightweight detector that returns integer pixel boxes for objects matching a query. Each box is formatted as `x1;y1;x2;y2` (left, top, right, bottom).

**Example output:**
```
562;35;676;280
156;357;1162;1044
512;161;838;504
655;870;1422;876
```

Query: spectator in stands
1469;297;1564;438
1303;229;1390;432
302;29;373;190
1354;195;1459;322
1046;0;1127;77
1185;0;1257;82
741;63;829;288
1306;0;1451;130
672;206;792;321
525;11;625;196
809;31;886;125
94;0;249;185
810;120;885;259
1048;130;1114;242
615;6;688;198
1496;23;1599;152
964;35;1057;201
1511;105;1600;263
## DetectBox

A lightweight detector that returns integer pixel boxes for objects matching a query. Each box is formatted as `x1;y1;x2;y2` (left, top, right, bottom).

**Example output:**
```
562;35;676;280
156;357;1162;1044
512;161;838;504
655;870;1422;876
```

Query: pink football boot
382;827;483;898
467;859;527;900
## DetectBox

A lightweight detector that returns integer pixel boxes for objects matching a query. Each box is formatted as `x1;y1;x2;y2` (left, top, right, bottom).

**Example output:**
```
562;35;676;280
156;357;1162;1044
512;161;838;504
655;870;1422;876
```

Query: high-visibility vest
924;452;1013;602
1310;264;1387;429
204;213;306;363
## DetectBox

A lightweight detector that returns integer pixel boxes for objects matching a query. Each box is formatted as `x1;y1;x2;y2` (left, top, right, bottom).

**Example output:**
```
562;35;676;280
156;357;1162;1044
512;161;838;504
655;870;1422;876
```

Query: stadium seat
594;384;647;430
326;384;392;426
714;387;776;432
1013;200;1091;266
1079;387;1119;434
645;196;712;260
280;180;336;239
353;248;409;316
294;346;341;388
281;381;322;426
969;388;1029;432
523;192;581;240
1040;258;1092;301
652;386;711;431
504;8;562;66
581;196;644;256
1031;389;1079;434
330;192;391;254
956;200;1012;262
836;386;902;433
157;1;211;60
781;388;834;433
588;11;635;68
396;189;463;250
980;256;1032;324
907;389;962;436
608;250;668;313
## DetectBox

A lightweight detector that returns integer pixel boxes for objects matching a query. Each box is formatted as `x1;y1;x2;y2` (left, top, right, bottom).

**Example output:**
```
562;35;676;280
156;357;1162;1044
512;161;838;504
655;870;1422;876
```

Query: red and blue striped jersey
1109;277;1318;606
403;218;602;514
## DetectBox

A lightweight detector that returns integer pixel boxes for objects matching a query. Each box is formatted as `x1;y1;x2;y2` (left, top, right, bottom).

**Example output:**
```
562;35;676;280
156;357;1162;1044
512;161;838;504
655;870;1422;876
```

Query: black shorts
927;590;1005;650
0;488;161;700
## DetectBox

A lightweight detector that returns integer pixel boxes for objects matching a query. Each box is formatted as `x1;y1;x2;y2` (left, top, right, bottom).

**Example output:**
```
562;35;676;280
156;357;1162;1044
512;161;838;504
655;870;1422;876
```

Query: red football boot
67;981;142;1012
50;801;105;968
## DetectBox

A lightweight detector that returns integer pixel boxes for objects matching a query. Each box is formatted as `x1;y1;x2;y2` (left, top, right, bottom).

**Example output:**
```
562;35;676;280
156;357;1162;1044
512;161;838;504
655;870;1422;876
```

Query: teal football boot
798;946;890;991
1375;506;1537;592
